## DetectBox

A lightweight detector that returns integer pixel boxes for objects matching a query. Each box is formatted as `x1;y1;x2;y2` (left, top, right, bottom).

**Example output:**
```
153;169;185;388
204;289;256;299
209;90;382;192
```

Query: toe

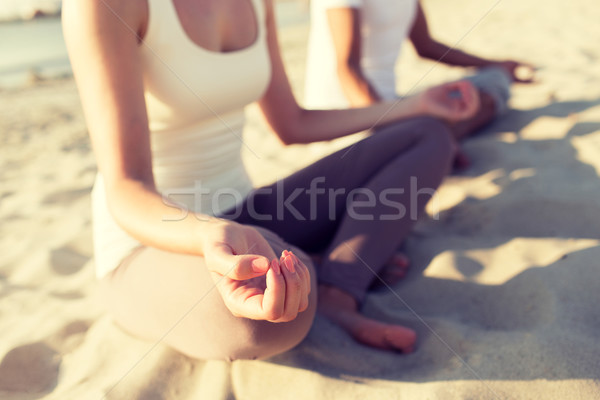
390;253;410;269
384;326;417;352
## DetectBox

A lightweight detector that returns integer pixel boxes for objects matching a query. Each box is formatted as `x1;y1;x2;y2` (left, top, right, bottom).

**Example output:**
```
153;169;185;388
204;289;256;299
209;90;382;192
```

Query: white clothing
92;0;271;278
304;0;418;109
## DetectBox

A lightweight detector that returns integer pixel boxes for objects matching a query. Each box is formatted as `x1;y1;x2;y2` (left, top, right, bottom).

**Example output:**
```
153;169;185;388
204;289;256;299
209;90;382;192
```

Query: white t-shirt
304;0;418;109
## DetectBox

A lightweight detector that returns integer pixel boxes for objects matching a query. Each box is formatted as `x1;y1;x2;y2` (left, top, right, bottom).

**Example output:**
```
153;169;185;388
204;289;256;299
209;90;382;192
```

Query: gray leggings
100;117;455;361
223;116;455;303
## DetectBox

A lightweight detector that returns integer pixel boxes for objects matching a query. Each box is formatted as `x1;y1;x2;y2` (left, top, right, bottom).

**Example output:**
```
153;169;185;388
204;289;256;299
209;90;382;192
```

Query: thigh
99;233;317;361
224;117;453;251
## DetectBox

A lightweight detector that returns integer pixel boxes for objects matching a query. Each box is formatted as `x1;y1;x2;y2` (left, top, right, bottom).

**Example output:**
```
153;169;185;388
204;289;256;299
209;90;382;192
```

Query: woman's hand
417;80;480;122
202;220;311;322
489;60;536;83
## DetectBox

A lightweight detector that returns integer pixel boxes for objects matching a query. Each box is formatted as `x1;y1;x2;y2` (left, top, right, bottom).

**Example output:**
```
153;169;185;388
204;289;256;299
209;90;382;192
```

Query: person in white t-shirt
305;0;534;283
304;0;533;138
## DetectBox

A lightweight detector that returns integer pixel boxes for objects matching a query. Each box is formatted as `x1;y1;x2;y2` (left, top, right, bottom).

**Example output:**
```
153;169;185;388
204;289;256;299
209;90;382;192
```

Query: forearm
420;40;497;68
286;95;424;144
337;64;381;108
105;178;218;257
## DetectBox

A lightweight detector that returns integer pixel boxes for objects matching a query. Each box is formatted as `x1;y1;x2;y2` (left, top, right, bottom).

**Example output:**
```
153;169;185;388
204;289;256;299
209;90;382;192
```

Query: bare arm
63;0;282;280
64;0;311;321
409;1;533;82
326;7;380;107
409;2;495;67
259;0;478;145
63;0;212;256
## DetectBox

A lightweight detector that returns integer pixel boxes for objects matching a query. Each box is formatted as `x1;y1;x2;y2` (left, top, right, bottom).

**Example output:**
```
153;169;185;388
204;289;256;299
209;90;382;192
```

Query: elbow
414;40;441;60
414;45;432;59
105;176;152;217
272;108;309;146
277;132;296;146
276;126;302;146
336;59;360;81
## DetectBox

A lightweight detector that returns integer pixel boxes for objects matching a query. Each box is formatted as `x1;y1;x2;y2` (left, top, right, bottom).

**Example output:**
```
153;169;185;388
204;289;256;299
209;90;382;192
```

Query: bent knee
173;310;316;362
412;117;456;162
415;117;454;145
384;116;455;156
221;317;314;361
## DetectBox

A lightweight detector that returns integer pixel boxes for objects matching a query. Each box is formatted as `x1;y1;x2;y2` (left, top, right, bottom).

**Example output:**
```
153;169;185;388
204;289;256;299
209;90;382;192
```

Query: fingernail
284;256;296;273
252;258;269;273
271;259;281;275
293;257;301;273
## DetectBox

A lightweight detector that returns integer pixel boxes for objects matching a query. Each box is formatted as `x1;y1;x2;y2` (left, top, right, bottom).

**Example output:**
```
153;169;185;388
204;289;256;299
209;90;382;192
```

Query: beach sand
1;0;600;398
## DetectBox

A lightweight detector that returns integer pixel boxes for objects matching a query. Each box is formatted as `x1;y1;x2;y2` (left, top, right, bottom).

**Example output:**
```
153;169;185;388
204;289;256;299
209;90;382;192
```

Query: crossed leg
99;117;454;359
99;227;317;361
227;117;455;352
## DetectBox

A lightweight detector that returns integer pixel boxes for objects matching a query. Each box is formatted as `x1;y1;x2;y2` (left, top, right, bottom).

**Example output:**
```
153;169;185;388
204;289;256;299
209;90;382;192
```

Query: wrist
349;95;378;108
399;93;428;118
480;59;502;68
318;284;358;311
193;214;229;256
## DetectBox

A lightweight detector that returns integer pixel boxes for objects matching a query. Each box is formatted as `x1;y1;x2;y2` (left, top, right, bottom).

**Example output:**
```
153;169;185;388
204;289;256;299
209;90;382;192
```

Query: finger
515;76;535;84
292;255;310;313
300;256;312;295
457;80;477;107
446;81;474;115
514;63;537;83
246;227;278;260
280;253;302;322
513;68;535;83
462;82;480;117
262;259;286;321
290;252;311;295
469;89;481;116
289;253;308;312
211;243;271;280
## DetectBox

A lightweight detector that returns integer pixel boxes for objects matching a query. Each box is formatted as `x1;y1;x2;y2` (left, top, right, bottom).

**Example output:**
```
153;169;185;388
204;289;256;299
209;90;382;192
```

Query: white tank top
92;0;272;278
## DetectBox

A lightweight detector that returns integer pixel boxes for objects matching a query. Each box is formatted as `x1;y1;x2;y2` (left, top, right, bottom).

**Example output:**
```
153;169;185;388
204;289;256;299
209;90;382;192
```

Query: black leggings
223;117;455;303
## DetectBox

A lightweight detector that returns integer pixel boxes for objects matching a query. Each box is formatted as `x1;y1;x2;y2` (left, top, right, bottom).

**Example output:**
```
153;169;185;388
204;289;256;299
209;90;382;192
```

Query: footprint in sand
0;342;60;393
48;320;92;354
50;245;89;275
41;187;91;206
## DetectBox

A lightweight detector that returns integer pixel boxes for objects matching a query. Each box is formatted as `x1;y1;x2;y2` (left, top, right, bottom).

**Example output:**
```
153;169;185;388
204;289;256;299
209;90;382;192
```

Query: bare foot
318;285;416;353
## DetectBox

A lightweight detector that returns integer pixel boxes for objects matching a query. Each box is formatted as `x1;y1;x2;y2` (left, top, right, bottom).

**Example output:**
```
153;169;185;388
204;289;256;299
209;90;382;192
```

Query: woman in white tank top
63;0;481;360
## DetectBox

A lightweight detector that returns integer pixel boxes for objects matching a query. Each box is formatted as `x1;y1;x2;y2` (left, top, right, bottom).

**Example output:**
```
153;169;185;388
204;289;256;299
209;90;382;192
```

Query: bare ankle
317;284;417;352
318;284;358;312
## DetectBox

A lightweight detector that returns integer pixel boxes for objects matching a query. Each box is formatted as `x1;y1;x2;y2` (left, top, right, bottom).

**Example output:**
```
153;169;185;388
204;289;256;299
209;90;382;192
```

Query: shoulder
318;0;362;9
262;0;275;17
62;0;147;37
62;0;146;16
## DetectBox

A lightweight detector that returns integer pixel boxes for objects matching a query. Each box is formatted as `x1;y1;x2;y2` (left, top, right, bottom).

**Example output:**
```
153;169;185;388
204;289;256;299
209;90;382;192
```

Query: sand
1;0;600;398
